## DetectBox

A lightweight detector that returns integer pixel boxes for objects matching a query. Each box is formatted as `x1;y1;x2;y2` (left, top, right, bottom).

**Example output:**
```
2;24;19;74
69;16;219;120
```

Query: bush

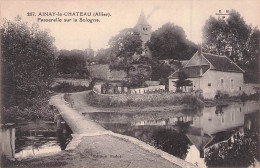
215;90;229;100
240;92;259;101
51;83;89;93
2;98;55;124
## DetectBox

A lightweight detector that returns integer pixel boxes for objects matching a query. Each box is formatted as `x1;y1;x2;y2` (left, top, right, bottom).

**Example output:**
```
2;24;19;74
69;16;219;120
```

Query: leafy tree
127;73;147;88
94;48;113;64
150;59;172;83
56;49;88;77
202;16;229;55
1;16;56;108
202;10;259;70
108;28;143;70
173;71;192;92
147;22;197;60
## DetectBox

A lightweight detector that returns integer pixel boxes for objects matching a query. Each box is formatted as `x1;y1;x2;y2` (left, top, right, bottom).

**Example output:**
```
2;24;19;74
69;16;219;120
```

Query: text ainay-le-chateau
37;12;111;17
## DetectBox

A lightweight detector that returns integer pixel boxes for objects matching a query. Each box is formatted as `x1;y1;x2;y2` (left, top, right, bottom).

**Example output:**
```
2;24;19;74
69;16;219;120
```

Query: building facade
169;51;245;99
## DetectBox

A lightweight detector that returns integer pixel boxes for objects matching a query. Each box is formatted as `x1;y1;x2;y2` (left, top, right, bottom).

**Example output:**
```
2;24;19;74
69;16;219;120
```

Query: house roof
169;65;210;79
202;53;244;73
136;10;151;27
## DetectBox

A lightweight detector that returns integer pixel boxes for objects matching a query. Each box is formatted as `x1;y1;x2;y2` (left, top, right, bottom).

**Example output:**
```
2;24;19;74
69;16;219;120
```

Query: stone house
168;51;245;99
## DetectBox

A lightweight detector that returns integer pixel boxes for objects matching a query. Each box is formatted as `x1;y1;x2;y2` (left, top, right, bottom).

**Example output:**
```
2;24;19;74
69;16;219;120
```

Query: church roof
136;10;151;27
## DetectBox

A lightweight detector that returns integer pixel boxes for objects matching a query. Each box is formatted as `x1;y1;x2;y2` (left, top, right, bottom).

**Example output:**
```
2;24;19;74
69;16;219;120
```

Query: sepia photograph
0;0;259;167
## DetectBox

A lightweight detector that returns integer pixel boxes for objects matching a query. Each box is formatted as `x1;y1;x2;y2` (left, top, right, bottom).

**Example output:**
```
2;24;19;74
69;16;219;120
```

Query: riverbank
65;91;196;114
85;91;204;108
81;91;259;111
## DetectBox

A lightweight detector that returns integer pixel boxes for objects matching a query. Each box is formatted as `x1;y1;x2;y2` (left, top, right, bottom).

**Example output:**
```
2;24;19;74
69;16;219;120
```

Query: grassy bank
204;92;259;107
86;91;204;108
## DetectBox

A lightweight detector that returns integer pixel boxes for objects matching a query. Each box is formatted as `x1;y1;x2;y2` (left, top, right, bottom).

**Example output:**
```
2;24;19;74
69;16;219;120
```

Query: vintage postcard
1;0;259;167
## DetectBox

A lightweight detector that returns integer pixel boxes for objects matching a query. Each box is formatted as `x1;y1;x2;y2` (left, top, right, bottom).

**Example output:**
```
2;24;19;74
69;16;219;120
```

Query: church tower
135;10;152;49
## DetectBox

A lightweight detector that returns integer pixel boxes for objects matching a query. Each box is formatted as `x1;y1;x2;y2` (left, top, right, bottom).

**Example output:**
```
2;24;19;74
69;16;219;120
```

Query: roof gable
169;65;210;79
185;51;210;67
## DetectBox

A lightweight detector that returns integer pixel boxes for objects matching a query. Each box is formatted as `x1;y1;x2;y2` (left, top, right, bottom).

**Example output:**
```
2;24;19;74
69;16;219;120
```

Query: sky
1;0;260;51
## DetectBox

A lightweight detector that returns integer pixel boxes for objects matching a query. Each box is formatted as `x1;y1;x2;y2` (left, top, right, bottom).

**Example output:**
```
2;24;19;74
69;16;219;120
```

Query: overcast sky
1;0;259;51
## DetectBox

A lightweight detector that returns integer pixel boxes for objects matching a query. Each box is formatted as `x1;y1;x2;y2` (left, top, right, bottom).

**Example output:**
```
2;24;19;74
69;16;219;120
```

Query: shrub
2;98;55;124
215;90;229;99
51;82;89;93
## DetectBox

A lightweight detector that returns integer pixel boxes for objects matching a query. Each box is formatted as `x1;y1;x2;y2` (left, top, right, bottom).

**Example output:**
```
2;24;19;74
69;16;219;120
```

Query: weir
50;94;110;135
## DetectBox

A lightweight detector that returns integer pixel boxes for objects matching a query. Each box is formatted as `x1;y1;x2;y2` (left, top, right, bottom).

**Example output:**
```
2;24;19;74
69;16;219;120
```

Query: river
1;101;259;167
86;101;259;168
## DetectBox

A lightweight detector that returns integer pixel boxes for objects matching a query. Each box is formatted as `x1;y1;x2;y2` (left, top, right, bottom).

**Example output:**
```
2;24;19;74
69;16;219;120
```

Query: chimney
200;68;203;76
198;44;202;56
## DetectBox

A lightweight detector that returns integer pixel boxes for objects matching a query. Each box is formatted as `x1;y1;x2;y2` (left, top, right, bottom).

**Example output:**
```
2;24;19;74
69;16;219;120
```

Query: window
220;79;224;89
221;115;225;124
208;83;211;87
239;87;242;91
231;111;235;122
230;79;234;89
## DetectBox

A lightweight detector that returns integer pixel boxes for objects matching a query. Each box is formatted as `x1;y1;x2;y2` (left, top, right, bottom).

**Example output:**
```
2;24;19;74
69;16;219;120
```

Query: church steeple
136;9;151;27
135;10;152;51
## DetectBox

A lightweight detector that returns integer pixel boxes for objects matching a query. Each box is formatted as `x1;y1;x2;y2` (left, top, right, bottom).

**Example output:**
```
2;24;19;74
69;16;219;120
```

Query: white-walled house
168;52;245;99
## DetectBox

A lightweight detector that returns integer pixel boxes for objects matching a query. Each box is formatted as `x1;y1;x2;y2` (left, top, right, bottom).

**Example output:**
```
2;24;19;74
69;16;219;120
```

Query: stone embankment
49;92;197;168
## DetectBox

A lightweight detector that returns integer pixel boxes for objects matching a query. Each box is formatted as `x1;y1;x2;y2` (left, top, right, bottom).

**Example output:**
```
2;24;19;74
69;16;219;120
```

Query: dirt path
68;91;102;113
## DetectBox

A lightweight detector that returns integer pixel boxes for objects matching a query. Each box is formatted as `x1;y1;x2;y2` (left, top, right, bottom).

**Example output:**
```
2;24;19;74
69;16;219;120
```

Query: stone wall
129;85;165;94
201;70;244;98
90;64;110;80
90;64;127;81
90;64;152;81
108;69;128;81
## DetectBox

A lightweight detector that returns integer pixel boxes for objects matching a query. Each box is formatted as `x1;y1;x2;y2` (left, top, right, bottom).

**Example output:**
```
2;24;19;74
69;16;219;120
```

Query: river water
1;101;259;167
0;121;72;159
86;101;259;168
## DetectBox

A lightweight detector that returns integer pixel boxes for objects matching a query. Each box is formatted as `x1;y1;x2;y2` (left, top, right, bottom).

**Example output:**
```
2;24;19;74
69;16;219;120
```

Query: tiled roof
202;53;244;73
169;65;210;79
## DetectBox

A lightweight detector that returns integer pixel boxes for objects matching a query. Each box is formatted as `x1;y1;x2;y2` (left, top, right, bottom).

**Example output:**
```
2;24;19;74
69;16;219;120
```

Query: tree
173;71;192;92
1;16;56;108
94;48;113;64
56;49;88;77
108;28;143;70
202;10;260;83
147;22;197;60
150;59;172;83
202;10;259;66
202;16;229;55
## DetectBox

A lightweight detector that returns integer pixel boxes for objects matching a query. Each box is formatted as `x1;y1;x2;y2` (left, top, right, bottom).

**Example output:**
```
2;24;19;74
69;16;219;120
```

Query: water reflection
87;101;259;168
0;120;72;159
